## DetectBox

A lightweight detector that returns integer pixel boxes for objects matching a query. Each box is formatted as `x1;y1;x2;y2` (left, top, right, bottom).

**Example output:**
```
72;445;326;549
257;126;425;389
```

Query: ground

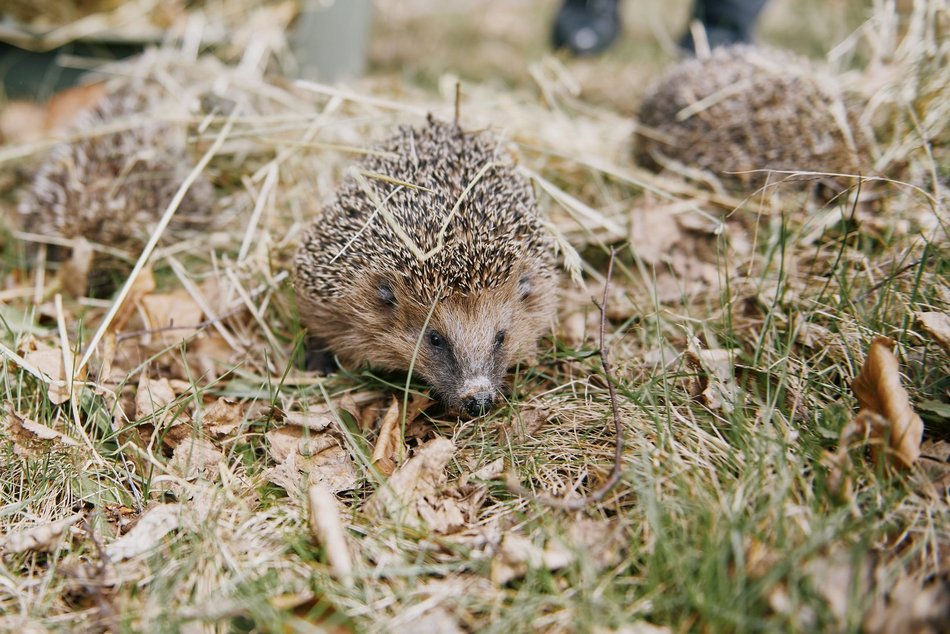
0;1;948;633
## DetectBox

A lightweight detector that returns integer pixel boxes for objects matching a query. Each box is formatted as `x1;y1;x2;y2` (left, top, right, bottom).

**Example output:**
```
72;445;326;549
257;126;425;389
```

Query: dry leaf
823;410;891;500
169;437;222;480
2;513;83;554
864;573;950;634
23;348;69;405
364;437;455;525
308;485;353;586
490;533;574;585
685;346;737;413
390;608;464;634
266;427;357;494
371;396;404;476
915;312;950;355
112;266;156;332
135;375;177;426
140;288;205;347
629;203;683;266
284;406;335;431
200;397;246;437
105;504;182;562
851;337;924;468
3;404;80;458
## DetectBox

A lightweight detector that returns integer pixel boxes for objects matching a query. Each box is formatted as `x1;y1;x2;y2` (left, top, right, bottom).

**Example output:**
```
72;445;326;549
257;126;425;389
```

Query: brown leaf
265;427;358;494
200;397;246;437
371;396;404;476
685;346;737;413
24;348;69;405
851;337;924;468
364;437;456;525
140;288;205;347
490;533;574;585
629;202;683;266
916;312;950;355
169;437;222;480
105;504;183;562
112;267;156;333
3;404;80;458
2;513;83;554
135;375;177;426
823;410;891;500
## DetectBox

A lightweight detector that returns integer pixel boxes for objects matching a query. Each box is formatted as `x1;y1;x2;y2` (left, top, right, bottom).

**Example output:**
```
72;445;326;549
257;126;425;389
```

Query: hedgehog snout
458;376;498;418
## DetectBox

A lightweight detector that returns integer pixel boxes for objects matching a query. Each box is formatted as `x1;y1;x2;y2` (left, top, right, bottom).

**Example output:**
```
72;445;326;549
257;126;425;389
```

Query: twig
507;248;626;510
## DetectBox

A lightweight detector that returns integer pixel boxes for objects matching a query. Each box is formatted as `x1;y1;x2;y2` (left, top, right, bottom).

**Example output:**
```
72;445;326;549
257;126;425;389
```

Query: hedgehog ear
378;280;397;308
518;275;531;300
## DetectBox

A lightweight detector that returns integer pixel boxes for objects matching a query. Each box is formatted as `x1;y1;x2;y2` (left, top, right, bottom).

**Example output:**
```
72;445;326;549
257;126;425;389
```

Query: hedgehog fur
17;84;214;250
634;45;869;190
294;118;557;416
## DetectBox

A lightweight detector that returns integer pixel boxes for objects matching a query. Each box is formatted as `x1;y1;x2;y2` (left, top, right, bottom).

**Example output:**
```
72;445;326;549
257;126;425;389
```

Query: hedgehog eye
378;281;396;308
518;275;531;300
494;330;506;349
427;330;445;350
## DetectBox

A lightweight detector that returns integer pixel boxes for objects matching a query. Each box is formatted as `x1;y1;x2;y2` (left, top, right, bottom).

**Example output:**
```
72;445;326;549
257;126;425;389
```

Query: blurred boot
680;0;770;53
552;0;621;56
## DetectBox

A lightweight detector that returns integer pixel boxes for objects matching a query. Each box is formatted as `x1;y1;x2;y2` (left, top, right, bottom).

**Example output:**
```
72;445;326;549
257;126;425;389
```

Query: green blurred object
290;0;373;83
0;40;140;101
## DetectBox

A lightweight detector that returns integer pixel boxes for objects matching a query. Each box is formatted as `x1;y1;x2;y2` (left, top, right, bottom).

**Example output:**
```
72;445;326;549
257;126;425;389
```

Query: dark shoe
679;0;769;55
552;0;621;57
679;25;750;54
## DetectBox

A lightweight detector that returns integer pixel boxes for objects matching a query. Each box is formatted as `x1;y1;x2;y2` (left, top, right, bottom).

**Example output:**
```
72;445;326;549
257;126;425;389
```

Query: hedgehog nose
463;392;495;417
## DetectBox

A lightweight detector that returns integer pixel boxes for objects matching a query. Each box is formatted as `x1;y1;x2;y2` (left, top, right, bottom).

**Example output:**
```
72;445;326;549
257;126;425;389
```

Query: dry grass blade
308;484;354;587
507;248;625;509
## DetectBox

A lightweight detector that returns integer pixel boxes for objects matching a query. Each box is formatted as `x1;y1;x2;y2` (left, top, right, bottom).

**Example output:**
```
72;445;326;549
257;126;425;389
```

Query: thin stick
454;81;462;125
76;108;239;374
507;248;626;510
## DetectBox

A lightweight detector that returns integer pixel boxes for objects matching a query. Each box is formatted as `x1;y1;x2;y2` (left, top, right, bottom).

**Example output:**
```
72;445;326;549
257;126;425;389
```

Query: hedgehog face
363;267;555;417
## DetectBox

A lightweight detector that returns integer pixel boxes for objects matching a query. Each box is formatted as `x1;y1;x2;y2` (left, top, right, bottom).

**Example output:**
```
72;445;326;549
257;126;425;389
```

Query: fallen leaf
864;572;950;634
140;288;205;347
490;533;574;585
308;484;353;586
805;549;871;626
823;410;891;500
851;337;924;468
283;406;335;431
371;396;404;476
105;504;182;562
685;345;738;413
2;513;83;554
364;437;455;525
629;202;683;266
3;404;80;458
915;312;950;355
169;437;222;480
200;397;246;437
564;519;626;570
135;375;177;427
24;348;69;405
390;608;464;634
266;427;357;494
112;266;156;332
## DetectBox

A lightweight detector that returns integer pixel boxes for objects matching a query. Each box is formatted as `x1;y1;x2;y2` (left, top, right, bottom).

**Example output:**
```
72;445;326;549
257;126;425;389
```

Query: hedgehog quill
294;118;557;417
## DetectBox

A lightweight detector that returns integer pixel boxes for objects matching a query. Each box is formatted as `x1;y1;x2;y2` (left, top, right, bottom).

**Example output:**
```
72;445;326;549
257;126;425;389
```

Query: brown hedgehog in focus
634;45;869;191
294;118;558;417
17;85;214;251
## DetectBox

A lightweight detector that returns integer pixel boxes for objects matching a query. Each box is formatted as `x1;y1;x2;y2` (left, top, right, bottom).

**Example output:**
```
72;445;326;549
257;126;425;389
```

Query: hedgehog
17;83;214;252
634;45;869;191
294;118;558;417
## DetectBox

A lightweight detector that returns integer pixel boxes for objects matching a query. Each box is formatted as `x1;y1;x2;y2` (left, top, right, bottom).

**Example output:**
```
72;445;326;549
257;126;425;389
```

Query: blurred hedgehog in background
17;81;215;252
634;45;870;191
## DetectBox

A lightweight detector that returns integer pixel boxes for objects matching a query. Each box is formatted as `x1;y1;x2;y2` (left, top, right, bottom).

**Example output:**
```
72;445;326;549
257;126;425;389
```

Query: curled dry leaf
371;396;404;477
105;504;183;562
823;410;891;500
308;484;353;586
2;513;83;554
851;337;924;468
3;404;80;458
915;312;950;355
170;437;222;480
364;437;456;526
